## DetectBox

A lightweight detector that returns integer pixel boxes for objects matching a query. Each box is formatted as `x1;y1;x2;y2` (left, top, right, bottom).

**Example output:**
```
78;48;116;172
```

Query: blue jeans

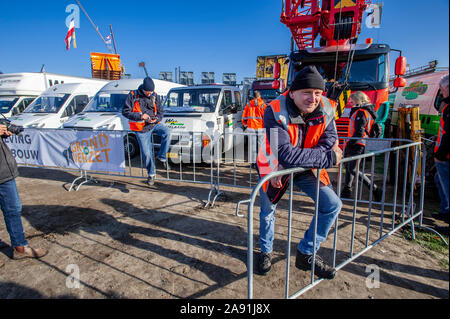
435;161;449;215
0;179;28;247
136;123;172;177
259;173;342;255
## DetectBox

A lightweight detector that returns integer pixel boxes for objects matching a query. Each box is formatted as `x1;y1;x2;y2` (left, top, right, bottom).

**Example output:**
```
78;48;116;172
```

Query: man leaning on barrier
256;66;343;279
122;77;171;186
0;124;48;259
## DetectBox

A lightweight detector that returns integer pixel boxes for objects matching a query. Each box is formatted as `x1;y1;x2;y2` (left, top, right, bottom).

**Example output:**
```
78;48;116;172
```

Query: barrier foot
236;199;251;218
69;171;98;192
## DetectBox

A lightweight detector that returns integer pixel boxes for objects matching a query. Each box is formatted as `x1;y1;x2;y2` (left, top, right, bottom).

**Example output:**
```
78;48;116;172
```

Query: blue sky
0;0;448;83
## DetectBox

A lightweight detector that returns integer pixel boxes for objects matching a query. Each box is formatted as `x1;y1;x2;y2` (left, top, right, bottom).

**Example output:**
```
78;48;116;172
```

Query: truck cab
9;81;107;129
162;85;243;163
62;78;185;158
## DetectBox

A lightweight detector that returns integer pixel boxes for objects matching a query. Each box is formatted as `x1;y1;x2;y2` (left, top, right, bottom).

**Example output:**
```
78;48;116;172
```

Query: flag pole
75;0;113;53
109;24;118;55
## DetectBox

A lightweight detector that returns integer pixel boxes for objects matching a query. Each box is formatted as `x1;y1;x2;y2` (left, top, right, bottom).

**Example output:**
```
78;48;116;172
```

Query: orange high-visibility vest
242;98;266;130
128;91;159;132
348;108;374;147
435;103;449;160
257;91;336;194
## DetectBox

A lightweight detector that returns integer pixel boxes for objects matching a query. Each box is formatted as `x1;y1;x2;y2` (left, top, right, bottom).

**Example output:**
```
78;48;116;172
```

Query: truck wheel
124;135;140;159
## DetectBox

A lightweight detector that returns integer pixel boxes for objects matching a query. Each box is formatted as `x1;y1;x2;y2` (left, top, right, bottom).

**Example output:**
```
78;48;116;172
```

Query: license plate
167;152;179;159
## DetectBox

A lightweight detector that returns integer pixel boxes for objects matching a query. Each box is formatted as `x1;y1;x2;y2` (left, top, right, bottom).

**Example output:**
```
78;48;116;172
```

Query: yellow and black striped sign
335;89;351;120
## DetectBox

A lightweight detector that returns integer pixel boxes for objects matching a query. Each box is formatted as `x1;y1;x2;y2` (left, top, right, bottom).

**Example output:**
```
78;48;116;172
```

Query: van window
234;91;242;110
221;90;232;109
49;80;53;87
74;95;89;113
62;98;76;118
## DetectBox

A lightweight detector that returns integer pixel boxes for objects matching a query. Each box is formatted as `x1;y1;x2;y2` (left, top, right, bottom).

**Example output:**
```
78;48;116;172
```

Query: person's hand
0;124;12;137
270;165;284;188
141;114;151;121
332;140;343;165
148;118;158;123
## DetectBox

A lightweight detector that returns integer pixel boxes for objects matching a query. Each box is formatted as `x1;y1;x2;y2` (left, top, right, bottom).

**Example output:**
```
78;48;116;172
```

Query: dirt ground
0;164;448;299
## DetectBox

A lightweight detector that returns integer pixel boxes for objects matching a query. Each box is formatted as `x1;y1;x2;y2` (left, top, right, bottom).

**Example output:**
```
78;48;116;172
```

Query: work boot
157;157;170;170
341;186;352;198
13;245;48;260
146;175;155;186
295;250;336;280
258;252;272;275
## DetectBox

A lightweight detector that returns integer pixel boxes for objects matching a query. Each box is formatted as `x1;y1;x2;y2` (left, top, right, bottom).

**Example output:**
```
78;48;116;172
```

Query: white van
9;81;107;129
62;78;185;158
389;69;448;137
161;85;243;162
0;72;107;118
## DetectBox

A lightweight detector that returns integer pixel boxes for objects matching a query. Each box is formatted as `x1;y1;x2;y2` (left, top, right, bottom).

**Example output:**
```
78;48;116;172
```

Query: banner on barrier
4;129;126;173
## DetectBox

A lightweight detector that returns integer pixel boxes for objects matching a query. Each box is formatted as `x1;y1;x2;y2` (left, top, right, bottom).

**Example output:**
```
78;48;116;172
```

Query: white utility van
389;69;448;137
9;81;107;129
62;78;185;158
0;72;106;118
161;85;243;163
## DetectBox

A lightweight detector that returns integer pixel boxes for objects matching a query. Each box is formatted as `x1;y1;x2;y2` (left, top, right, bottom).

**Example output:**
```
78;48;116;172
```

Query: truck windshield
163;88;221;113
0;96;19;113
288;53;388;89
23;94;70;113
84;92;128;112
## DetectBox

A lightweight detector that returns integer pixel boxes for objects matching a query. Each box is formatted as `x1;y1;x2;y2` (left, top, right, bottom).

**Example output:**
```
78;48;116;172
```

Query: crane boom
281;0;370;50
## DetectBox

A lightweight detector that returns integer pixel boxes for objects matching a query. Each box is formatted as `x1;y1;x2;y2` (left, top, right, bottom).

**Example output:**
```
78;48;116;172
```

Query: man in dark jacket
256;66;343;279
1;124;48;259
433;74;449;225
122;77;171;186
342;91;382;200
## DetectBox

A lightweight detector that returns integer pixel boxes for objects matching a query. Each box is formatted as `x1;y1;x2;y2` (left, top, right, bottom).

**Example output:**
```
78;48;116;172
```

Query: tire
124;135;140;159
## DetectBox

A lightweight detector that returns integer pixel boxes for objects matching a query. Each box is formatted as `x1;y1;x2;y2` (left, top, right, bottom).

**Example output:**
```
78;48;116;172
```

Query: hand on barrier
270;165;284;188
0;124;12;137
332;140;343;165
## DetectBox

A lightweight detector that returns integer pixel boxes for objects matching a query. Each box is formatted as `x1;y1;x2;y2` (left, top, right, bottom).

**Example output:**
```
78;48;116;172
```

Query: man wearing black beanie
123;77;171;186
256;65;343;279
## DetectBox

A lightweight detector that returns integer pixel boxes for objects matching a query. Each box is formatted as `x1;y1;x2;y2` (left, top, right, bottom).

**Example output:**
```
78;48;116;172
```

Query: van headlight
97;124;116;130
28;123;45;128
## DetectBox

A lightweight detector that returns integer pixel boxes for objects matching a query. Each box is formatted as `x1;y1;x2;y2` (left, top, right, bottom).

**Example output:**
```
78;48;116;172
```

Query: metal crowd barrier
236;140;446;299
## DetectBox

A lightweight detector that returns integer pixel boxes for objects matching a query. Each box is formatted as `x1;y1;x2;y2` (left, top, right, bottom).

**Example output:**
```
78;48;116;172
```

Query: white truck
9;80;107;129
62;78;185;158
0;72;107;118
161;84;244;163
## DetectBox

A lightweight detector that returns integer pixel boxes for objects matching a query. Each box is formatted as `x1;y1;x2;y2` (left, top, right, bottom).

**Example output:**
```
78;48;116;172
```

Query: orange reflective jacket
348;108;374;147
257;91;336;195
128;90;159;132
435;103;449;160
242;98;266;130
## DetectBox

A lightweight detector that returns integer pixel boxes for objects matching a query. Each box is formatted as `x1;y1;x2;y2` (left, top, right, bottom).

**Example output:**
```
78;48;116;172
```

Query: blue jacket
264;95;338;170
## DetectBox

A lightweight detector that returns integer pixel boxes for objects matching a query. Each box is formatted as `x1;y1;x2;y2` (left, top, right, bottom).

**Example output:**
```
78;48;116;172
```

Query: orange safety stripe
435;103;449;159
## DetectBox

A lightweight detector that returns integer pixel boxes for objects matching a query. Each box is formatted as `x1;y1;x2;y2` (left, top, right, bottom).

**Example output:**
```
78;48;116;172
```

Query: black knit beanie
290;65;325;92
142;77;155;91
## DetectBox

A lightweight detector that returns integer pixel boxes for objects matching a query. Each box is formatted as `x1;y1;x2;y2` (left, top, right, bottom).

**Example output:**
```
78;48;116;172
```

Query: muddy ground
0;163;448;299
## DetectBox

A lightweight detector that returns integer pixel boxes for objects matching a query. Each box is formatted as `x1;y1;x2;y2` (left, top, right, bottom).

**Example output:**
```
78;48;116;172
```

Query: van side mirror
273;62;281;79
395;56;407;76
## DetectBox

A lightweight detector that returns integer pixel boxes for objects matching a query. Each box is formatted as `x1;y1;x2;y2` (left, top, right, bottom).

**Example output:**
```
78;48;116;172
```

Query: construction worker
256;66;343;279
242;91;266;163
433;74;449;225
242;90;266;131
122;77;171;186
341;91;382;201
